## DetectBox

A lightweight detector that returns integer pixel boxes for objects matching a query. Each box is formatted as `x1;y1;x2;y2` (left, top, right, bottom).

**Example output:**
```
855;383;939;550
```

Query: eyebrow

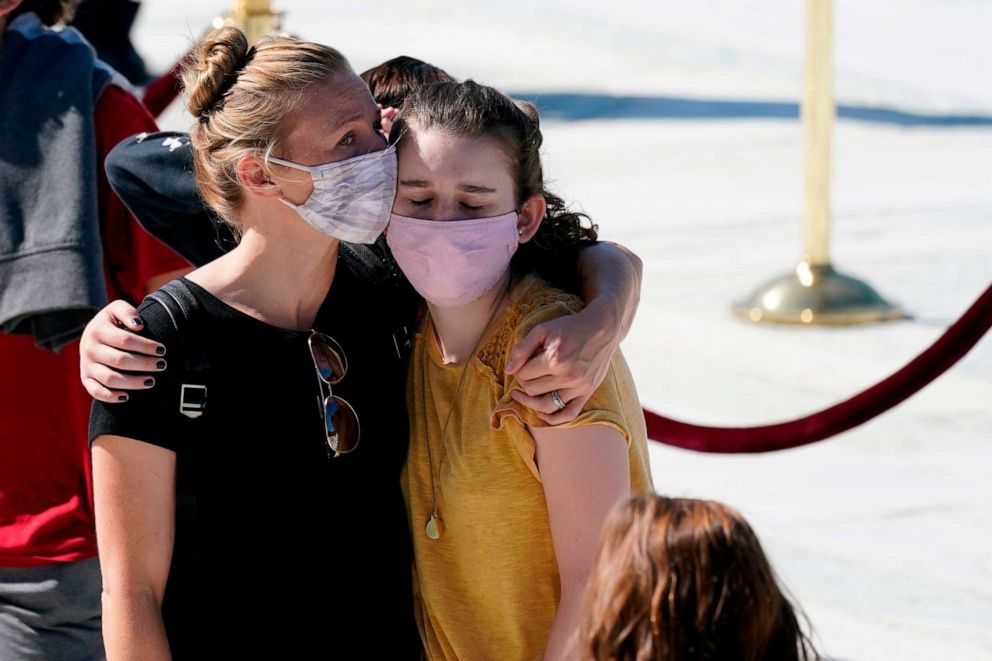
459;184;498;193
337;112;365;127
298;113;368;159
398;179;498;194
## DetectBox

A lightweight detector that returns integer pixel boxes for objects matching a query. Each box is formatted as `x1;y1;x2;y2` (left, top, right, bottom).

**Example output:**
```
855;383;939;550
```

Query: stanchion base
733;262;905;325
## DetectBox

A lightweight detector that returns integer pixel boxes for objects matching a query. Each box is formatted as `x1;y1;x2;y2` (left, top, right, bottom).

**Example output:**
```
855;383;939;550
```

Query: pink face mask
386;211;520;307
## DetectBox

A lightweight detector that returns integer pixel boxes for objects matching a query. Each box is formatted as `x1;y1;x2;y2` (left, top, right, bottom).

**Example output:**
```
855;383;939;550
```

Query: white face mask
269;145;397;245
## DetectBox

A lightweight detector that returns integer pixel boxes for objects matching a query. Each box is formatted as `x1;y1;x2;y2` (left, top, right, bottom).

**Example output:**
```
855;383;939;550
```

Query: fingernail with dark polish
131;318;143;327
144;378;155;387
156;360;167;370
118;395;129;402
155;346;166;356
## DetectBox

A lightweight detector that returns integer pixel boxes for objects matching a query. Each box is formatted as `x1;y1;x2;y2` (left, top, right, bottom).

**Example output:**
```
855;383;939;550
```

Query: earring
517;229;524;236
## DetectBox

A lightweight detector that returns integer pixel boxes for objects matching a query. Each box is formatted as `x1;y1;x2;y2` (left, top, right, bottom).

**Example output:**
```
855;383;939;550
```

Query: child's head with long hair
390;80;597;295
583;494;817;661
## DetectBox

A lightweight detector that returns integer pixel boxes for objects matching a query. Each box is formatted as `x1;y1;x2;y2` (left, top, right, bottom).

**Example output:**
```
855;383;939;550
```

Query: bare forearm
576;242;643;343
92;438;176;660
102;589;171;661
544;587;585;661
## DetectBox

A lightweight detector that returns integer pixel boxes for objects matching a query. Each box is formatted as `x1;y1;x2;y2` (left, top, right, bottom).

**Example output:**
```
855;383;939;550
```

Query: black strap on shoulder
339;237;416;360
146;279;209;418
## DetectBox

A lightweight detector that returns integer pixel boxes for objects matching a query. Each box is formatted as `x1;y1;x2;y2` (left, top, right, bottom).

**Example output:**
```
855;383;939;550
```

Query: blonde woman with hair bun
88;27;422;659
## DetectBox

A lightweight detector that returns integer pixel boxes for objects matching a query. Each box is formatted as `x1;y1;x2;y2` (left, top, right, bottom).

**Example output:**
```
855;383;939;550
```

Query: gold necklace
421;284;511;540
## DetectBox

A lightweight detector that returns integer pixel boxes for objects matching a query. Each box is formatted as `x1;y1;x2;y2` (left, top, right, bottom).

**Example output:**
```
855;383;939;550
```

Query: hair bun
183;27;252;119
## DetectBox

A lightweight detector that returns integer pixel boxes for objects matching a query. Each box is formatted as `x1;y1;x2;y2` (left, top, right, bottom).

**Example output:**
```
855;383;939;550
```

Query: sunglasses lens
310;334;347;384
324;395;360;454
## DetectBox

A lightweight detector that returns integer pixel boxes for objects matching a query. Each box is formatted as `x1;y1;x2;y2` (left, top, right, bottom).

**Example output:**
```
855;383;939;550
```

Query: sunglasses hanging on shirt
308;332;360;458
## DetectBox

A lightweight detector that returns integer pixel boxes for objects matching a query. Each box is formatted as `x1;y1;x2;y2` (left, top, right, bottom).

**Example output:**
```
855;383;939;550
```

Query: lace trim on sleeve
476;281;584;381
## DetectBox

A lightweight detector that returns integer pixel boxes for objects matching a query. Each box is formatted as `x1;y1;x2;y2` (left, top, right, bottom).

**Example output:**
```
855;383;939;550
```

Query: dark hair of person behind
583;494;818;661
394;80;598;292
359;56;455;109
9;0;81;26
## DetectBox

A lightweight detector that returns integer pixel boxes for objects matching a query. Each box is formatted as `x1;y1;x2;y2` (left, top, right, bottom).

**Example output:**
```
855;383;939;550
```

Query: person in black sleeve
103;129;234;267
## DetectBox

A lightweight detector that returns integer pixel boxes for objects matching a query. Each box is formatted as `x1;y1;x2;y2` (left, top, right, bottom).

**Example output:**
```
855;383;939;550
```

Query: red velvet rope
643;282;992;453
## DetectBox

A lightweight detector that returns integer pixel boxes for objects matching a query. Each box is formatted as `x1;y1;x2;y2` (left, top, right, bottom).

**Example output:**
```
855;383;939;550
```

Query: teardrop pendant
426;514;444;540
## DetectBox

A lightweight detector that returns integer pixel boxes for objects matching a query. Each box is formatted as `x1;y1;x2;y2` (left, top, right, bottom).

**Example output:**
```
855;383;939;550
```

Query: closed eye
409;199;432;206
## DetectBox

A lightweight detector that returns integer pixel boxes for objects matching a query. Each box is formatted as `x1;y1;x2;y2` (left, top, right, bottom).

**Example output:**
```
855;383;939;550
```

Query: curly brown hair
583;494;818;661
393;80;598;292
9;0;81;26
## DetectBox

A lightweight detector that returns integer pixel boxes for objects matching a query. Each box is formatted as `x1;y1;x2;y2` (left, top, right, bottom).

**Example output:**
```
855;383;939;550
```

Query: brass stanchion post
733;0;903;325
213;0;283;46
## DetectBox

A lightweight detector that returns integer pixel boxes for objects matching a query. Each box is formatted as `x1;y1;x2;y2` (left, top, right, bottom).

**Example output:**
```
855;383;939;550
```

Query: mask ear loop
266;155;315;173
266;156;317;210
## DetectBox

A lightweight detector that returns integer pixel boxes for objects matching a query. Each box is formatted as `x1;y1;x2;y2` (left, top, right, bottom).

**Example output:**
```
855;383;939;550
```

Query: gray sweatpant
0;557;104;660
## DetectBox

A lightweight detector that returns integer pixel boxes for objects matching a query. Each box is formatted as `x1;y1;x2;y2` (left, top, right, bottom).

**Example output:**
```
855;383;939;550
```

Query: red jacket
0;85;190;567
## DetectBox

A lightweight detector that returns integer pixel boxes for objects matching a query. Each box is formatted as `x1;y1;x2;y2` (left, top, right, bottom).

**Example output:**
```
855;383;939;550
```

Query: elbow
631;251;643;283
622;246;643;322
623;245;644;289
100;582;164;642
100;581;166;632
600;241;643;304
100;566;166;611
101;583;163;611
105;140;139;199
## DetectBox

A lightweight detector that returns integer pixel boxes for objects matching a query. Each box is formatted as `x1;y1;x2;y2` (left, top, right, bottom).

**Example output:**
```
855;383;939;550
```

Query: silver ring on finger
550;389;567;411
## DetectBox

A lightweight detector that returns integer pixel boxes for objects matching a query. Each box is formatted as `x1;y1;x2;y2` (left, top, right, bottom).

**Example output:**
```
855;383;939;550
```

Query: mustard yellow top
401;275;653;661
